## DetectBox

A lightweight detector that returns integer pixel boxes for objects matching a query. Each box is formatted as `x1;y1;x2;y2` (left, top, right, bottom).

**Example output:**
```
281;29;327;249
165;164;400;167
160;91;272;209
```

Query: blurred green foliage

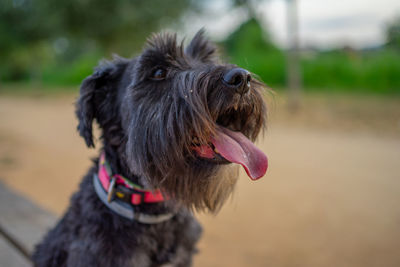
0;0;193;84
301;49;400;93
0;0;399;94
224;18;400;94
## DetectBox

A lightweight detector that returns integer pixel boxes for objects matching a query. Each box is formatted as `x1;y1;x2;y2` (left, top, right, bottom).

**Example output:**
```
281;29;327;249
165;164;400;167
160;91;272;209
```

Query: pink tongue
211;127;268;180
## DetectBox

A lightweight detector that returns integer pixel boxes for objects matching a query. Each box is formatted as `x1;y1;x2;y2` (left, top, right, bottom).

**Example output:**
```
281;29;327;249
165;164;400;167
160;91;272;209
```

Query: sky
182;0;400;49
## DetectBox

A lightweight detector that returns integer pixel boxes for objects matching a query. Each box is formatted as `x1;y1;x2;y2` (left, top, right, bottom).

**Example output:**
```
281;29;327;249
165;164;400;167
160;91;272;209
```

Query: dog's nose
222;68;252;95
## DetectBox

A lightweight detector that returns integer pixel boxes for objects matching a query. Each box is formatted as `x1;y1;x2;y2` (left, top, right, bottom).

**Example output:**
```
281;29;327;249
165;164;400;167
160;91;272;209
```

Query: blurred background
1;0;400;266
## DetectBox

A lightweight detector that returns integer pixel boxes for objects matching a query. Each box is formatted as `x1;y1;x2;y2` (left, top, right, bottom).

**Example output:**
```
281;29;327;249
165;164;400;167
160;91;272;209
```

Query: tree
224;18;286;87
227;0;302;111
0;0;194;82
386;16;400;50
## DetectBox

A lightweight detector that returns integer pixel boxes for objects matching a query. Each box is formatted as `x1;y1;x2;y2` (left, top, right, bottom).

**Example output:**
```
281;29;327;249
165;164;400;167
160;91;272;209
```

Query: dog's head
76;30;268;212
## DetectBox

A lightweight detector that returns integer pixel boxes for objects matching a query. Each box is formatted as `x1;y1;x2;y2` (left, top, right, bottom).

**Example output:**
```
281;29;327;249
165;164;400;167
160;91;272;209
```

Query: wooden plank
0;235;31;267
0;181;57;256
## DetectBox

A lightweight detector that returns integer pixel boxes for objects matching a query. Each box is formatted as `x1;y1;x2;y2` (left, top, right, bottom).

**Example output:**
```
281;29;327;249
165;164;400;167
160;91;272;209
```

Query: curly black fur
32;30;267;267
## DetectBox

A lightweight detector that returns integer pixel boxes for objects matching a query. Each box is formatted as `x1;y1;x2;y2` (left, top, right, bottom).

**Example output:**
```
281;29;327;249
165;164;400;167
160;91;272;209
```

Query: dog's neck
101;145;180;204
102;145;145;187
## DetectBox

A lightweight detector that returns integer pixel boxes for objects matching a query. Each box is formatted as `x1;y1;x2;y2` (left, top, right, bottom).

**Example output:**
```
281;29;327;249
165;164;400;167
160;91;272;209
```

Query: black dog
32;30;268;267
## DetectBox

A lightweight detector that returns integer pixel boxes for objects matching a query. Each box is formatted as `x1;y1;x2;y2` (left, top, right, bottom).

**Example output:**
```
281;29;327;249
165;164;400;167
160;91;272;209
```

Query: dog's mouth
192;112;268;180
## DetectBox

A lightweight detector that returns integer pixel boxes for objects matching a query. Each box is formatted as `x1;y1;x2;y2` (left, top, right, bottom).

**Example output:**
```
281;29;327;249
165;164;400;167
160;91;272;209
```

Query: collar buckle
99;151;167;206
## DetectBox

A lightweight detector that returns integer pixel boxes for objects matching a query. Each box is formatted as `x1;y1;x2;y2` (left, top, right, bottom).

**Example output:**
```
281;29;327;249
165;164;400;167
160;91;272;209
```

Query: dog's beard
164;162;239;212
126;144;239;212
199;164;239;212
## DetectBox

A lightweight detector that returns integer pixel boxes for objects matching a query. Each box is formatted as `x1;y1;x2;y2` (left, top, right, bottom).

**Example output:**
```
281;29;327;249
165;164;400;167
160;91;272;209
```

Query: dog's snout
222;68;251;95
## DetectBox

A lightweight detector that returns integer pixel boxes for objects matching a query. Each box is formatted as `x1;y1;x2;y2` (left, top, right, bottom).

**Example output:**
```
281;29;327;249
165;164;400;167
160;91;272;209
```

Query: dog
32;30;268;267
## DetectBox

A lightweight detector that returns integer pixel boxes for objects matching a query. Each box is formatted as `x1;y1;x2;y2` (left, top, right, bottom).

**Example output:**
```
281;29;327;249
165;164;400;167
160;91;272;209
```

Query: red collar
97;152;166;205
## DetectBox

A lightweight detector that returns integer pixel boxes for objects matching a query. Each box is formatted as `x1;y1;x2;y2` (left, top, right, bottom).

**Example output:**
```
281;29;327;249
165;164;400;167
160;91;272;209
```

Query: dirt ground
1;92;400;267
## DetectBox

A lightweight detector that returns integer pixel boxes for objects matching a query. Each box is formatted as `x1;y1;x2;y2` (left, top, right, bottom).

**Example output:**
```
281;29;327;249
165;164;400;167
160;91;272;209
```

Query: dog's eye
151;68;167;80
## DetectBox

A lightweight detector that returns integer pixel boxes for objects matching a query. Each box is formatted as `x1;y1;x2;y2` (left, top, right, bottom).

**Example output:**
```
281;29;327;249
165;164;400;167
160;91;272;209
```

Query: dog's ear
76;58;127;148
186;29;217;62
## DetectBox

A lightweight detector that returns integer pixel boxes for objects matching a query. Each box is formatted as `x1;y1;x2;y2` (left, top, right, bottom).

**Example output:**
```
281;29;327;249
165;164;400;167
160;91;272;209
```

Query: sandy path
1;94;400;267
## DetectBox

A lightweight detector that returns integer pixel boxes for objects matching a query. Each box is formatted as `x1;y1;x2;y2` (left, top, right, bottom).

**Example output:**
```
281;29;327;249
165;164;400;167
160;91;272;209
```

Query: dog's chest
126;215;202;267
128;256;174;267
126;241;182;267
